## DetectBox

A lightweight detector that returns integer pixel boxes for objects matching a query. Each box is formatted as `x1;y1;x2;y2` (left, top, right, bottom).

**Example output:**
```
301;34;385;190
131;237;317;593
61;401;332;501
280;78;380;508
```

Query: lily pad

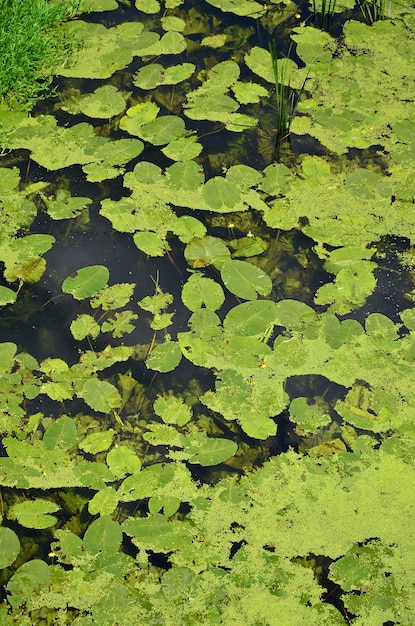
221;259;272;300
79;85;126;119
62;265;109;300
0;528;20;568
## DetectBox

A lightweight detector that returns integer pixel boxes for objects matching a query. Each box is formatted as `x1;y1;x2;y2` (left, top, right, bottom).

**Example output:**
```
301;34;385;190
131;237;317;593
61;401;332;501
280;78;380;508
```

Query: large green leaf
83;516;122;556
62;265;110;300
185;437;238;466
80;379;122;413
8;499;60;529
221;260;272;300
0;527;20;568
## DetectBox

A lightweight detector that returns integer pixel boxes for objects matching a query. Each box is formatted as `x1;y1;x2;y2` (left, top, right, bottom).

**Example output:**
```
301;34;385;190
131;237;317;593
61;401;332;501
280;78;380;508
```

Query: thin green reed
357;0;391;23
312;0;337;30
268;41;296;143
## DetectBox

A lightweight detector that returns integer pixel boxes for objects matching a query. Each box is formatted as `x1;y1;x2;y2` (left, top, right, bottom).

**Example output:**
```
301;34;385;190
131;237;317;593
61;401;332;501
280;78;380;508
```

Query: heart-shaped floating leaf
224;300;277;336
182;273;225;311
221;259;272;300
106;445;142;479
88;487;119;516
79;429;115;455
62;265;109;300
138;116;185;145
184;236;230;269
79;85;126;119
185;437;238;466
43;415;77;451
146;341;182;372
8;499;60;529
0;527;20;568
83;516;122;556
6;560;51;607
80;379;122;413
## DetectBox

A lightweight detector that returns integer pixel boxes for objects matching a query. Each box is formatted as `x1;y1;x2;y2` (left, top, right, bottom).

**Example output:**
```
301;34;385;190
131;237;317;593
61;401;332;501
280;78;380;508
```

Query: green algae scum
0;0;415;623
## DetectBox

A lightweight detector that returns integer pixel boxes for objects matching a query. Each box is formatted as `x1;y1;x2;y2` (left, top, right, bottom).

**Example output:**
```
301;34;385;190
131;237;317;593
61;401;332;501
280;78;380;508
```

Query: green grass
0;0;81;110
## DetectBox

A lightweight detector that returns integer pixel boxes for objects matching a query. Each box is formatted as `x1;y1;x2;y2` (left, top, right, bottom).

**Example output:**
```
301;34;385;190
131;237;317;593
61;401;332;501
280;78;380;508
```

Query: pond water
0;0;415;623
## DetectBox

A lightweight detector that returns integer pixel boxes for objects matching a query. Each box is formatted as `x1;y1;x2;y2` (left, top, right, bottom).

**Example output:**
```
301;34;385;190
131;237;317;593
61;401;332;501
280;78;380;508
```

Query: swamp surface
0;0;415;624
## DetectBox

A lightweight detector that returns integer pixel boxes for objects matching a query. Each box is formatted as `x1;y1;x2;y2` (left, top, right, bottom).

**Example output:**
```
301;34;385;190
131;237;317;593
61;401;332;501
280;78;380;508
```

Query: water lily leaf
201;34;228;48
202;177;241;211
119;101;160;135
138;116;185;145
165;161;204;190
80;379;122;413
134;63;195;89
83;516;122;556
232;80;268;104
182;273;225;311
224;300;277;336
185;437;238;466
8;499;60;529
106;445;142;479
174;215;207;242
184;91;239;122
205;0;265;17
221;259;272;300
46;190;92;220
133;231;168;257
161;16;185;31
154;395;192;426
43;415;77;451
79;429;115;454
188;309;221;335
184;236;231;269
86;0;118;8
289;397;332;434
315;264;377;314
149;496;181;517
162;136;202;161
0;166;20;192
146;341;182;372
118;464;176;501
0;527;20;568
274;299;317;330
0;286;17;305
0;342;16;370
365;313;399;342
122;513;192;551
135;0;160;12
79;85;126;119
6;560;51;608
323;246;375;274
58;21;148;79
70;314;101;340
88;487;119;516
245;46;274;83
62;265;109;300
133;64;165;89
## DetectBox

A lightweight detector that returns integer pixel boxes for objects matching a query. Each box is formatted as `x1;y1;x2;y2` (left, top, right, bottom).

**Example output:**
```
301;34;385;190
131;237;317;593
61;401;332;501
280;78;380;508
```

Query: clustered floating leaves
0;0;414;624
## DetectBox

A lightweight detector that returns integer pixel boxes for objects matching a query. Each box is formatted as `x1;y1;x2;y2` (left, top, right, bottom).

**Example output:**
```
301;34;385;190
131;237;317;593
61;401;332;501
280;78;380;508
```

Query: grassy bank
0;0;81;109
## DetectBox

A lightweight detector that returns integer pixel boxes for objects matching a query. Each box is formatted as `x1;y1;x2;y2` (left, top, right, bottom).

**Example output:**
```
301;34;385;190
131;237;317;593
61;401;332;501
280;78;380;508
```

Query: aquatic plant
311;0;337;30
357;0;391;23
268;40;298;144
0;0;82;109
0;0;415;623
